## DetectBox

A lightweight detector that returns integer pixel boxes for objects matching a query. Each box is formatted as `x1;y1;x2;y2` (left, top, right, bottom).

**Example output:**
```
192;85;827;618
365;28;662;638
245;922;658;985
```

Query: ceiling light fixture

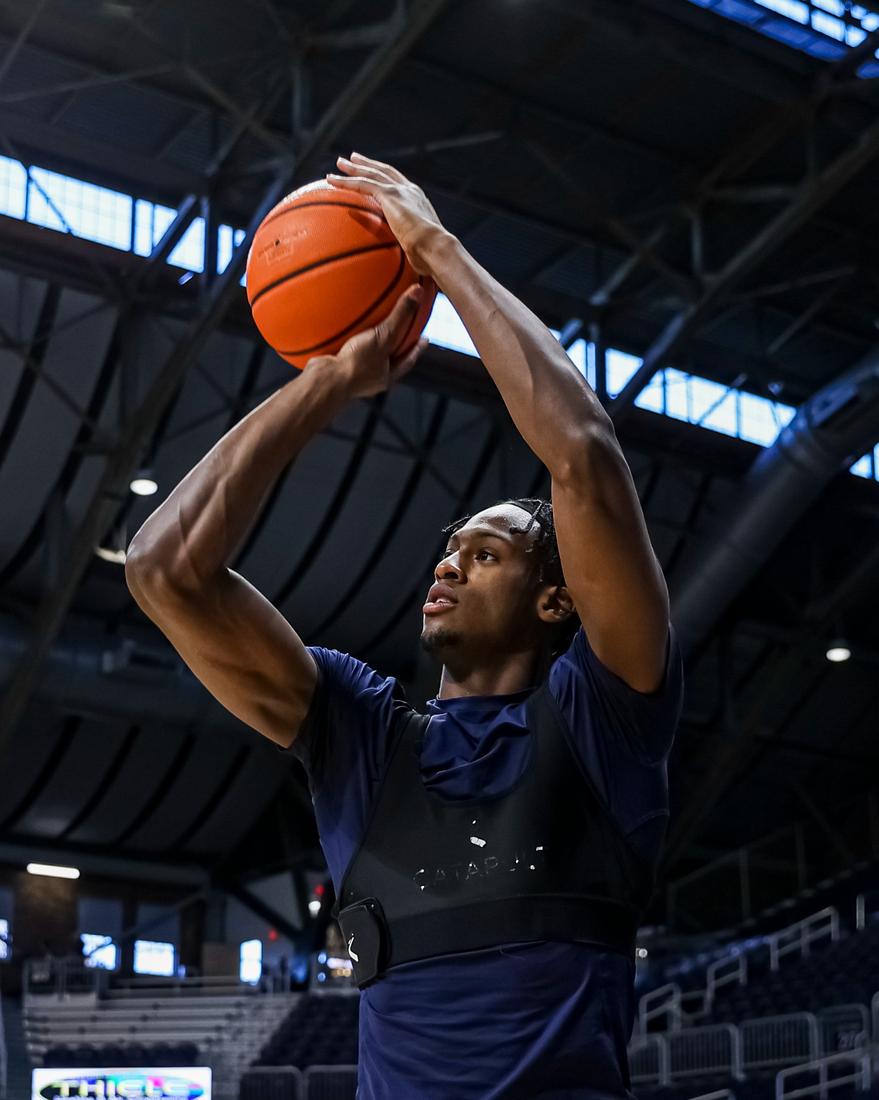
26;863;80;880
825;639;852;663
130;470;158;496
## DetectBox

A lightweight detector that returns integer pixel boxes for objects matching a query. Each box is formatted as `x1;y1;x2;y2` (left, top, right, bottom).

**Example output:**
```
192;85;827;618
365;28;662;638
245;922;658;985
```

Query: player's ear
535;584;575;625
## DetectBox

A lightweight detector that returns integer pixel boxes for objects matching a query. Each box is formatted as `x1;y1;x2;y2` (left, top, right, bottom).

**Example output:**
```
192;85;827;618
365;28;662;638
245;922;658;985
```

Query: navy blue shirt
289;626;683;1099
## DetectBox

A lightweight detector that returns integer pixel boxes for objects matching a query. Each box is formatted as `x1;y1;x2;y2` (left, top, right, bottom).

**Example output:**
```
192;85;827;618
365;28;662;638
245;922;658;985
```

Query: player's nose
435;556;462;582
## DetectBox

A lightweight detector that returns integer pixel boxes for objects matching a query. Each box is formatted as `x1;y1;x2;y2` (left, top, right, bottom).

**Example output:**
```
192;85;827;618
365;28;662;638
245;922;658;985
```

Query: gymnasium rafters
0;0;878;932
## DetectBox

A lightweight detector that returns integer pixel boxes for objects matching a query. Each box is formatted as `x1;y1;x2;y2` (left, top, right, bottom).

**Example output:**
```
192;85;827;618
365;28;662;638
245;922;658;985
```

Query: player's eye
476;550;496;561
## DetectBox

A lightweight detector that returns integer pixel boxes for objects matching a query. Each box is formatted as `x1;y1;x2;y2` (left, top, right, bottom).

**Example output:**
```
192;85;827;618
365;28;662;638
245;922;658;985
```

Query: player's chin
419;618;466;654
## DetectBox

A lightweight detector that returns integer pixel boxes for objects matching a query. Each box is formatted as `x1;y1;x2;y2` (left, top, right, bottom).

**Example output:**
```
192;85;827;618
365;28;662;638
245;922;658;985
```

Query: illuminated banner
31;1067;212;1099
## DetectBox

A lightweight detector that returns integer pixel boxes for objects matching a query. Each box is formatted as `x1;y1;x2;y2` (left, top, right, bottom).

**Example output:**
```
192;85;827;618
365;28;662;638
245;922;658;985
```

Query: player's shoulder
307;645;405;705
550;623;682;687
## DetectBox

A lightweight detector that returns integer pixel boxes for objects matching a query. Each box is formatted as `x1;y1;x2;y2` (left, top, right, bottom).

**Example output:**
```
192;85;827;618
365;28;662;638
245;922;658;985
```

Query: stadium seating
708;924;879;1026
24;985;298;1098
42;1040;200;1067
256;994;360;1069
628;900;879;1100
636;1074;774;1100
26;994;247;1059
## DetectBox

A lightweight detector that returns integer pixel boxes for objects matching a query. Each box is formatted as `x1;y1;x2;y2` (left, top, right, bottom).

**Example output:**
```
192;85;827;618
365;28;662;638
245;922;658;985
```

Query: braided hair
440;498;581;665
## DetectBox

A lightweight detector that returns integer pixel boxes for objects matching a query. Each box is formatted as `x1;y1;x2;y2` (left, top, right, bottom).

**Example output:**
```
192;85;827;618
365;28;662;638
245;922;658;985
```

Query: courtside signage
31;1067;212;1099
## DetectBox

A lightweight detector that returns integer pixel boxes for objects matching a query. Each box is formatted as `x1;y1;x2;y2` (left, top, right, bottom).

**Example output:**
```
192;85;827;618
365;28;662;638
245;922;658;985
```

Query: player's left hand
327;152;448;275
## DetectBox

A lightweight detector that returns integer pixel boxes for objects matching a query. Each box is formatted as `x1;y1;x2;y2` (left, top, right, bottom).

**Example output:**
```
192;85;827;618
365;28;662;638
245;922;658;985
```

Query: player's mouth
423;583;458;615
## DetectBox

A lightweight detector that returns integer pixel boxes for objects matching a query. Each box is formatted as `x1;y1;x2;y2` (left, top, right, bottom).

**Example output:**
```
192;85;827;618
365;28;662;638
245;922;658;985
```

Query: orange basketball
246;180;436;370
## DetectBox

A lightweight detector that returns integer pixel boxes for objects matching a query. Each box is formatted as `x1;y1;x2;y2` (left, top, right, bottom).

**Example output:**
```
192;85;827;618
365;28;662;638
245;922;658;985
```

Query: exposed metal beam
0;108;203;197
184;65;291;158
672;344;879;656
664;516;879;869
591;225;669;308
0;0;452;762
410;57;696;173
0;62;180;106
308;4;406;51
587;19;879;413
224;882;302;943
609;111;879;422
0;302;115;443
522;135;698;303
765;275;852;358
0;614;248;735
554;0;809;105
0;0;49;90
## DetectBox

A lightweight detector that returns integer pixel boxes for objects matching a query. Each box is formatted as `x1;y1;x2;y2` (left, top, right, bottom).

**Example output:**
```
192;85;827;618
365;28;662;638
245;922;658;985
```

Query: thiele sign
31;1068;212;1099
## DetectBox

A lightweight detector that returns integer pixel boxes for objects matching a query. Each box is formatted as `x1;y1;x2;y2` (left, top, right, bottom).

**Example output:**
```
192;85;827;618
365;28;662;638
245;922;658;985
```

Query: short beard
419;626;464;656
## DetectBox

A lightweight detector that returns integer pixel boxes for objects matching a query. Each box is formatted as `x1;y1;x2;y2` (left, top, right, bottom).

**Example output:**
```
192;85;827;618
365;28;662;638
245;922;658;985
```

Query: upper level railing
23;957;99;1000
629;998;874;1088
637;982;685;1034
855;890;879;931
774;1050;872;1100
768;908;839;972
638;904;846;1033
666;793;879;934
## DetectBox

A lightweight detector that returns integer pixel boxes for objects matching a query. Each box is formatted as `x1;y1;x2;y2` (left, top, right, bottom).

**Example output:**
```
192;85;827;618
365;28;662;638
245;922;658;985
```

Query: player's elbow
124;539;197;608
551;420;622;487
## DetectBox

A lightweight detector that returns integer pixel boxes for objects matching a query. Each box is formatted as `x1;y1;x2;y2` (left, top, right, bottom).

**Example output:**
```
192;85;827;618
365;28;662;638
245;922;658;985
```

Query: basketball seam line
259;198;384;234
279;249;409;358
248;240;399;308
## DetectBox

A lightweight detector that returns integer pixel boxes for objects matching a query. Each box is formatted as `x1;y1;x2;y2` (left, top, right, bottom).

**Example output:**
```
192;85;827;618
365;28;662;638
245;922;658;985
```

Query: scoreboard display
31;1067;212;1099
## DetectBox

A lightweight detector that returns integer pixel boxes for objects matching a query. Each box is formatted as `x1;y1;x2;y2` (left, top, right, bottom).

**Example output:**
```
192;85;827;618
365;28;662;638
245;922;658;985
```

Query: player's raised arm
125;286;427;748
329;153;668;694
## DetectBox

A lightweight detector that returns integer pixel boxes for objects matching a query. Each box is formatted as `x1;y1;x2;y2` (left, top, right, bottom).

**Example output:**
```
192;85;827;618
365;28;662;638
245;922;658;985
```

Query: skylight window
756;0;810;24
0;157;26;220
422;292;478;356
0;150;874;483
686;0;879;74
133;198;175;257
28;167;132;251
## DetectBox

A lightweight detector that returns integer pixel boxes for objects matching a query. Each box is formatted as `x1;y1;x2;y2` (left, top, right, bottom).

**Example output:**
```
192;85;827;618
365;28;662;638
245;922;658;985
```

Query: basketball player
125;152;683;1099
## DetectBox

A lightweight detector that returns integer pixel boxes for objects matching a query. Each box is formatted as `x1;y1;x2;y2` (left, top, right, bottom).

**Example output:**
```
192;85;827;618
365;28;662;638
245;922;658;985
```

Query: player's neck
436;650;541;700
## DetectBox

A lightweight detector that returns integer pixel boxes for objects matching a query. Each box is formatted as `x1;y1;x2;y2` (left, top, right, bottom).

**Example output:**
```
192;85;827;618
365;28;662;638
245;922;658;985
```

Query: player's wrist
411;225;459;278
301;353;359;403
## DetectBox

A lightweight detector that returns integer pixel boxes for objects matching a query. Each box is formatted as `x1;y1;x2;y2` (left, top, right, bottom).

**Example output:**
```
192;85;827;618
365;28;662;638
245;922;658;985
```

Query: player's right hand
308;285;428;400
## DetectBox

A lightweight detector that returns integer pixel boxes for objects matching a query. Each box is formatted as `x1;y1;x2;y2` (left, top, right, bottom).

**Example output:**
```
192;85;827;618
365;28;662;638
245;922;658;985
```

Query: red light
315;884;325;896
268;928;278;942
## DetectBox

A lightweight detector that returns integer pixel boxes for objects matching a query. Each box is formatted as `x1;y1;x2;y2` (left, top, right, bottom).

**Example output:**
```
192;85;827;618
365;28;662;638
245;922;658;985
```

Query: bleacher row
242;901;879;1098
27;993;251;1062
624;906;879;1099
258;993;359;1070
22;986;297;1099
15;898;879;1098
710;923;879;1024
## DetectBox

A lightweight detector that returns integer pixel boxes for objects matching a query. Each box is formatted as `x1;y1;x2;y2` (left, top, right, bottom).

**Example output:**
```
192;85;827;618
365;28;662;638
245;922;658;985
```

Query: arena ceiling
0;0;878;932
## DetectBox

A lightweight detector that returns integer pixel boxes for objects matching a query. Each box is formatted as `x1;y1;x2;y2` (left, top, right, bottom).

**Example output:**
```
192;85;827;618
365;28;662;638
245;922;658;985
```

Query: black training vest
333;681;655;989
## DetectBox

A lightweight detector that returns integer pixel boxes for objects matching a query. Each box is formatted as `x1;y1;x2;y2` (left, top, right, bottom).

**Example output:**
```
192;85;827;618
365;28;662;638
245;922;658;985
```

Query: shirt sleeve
281;646;402;797
549;622;684;766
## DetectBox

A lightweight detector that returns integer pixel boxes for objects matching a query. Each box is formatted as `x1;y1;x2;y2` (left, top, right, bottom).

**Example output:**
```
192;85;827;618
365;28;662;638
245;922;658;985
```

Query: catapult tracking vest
333;681;656;989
